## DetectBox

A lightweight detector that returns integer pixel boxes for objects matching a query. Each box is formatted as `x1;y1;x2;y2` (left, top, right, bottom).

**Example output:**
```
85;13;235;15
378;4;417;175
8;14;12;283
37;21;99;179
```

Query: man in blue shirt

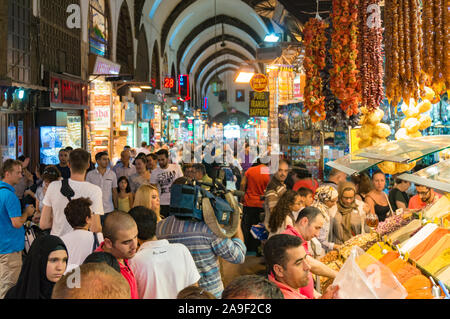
0;159;35;298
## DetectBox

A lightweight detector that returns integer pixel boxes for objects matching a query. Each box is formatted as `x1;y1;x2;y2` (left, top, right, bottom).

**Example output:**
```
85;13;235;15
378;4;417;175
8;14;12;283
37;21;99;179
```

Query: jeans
241;206;264;253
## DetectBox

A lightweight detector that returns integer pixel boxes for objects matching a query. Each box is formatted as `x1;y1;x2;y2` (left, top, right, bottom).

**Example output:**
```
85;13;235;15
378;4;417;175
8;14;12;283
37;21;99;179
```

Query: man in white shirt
150;149;183;218
136;142;151;156
40;148;104;237
86;152;118;224
60;197;104;273
128;206;200;299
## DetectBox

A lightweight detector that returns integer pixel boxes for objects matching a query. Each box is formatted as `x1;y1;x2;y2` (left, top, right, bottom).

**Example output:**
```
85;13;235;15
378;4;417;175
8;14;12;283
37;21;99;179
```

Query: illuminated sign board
164;77;175;89
178;74;190;101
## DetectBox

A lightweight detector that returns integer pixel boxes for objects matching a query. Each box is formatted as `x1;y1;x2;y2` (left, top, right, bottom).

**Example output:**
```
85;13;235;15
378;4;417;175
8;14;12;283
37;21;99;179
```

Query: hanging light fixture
235;64;255;83
210;0;223;96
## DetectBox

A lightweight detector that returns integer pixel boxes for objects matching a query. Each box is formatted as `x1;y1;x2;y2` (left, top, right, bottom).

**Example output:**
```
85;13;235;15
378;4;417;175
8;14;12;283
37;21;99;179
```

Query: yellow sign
250;73;268;92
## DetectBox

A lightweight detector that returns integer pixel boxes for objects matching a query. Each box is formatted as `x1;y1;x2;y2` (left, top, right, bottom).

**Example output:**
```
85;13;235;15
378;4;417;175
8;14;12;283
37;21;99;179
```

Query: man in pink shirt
408;185;442;210
95;211;139;299
282;207;338;298
264;234;339;299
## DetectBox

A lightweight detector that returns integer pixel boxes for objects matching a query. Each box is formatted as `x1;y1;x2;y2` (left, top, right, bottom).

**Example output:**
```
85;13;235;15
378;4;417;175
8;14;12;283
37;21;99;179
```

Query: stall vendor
408;185;442;210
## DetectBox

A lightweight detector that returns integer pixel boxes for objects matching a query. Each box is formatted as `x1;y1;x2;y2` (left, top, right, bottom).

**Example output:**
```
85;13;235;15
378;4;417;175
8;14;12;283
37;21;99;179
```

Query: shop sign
250;73;268;92
164;77;175;89
294;73;305;100
7;124;16;160
92;56;121;75
91;107;110;130
249;91;270;117
178;74;190;101
51;76;88;107
17;121;23;156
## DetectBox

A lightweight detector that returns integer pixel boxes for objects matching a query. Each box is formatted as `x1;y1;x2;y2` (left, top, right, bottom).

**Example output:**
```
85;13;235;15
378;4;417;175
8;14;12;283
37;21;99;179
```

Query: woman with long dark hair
267;190;303;237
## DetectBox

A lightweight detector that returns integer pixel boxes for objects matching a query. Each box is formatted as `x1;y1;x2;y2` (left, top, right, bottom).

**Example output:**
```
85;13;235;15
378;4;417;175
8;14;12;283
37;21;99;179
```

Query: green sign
249;91;269;117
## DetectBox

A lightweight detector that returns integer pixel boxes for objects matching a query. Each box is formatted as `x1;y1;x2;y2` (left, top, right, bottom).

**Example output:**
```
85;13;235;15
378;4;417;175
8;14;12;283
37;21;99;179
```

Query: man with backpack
40;149;104;237
0;159;35;298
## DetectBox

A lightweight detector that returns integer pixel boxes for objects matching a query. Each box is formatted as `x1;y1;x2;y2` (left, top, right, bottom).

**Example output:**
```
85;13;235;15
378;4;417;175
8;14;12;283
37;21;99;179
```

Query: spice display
403;275;434;299
365;242;393;260
358;0;384;112
437;266;450;287
378;251;400;265
417;234;450;266
392;262;422;284
409;228;450;261
303;18;328;122
424;248;450;275
400;223;439;254
330;0;361;116
356;252;377;270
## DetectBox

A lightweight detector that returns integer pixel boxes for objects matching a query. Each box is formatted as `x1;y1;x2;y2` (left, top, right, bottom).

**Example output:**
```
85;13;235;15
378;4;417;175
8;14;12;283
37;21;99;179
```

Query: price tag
404;252;410;261
419;211;423;221
434;218;440;225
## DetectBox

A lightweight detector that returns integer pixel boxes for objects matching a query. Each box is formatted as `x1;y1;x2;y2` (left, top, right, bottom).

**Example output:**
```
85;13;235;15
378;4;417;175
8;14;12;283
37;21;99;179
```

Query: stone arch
151;41;161;89
116;1;134;75
135;26;149;81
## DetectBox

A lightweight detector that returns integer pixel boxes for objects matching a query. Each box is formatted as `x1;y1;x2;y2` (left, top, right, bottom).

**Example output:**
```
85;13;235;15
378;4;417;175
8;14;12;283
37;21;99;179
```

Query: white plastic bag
333;247;407;299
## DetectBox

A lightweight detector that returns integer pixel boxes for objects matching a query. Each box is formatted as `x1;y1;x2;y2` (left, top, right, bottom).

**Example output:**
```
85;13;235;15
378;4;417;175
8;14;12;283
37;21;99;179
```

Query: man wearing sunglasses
408;184;442;210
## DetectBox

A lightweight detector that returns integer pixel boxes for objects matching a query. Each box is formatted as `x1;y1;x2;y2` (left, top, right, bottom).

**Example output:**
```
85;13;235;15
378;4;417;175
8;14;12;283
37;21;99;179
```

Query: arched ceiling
200;60;242;94
138;0;307;100
204;67;240;96
179;24;258;72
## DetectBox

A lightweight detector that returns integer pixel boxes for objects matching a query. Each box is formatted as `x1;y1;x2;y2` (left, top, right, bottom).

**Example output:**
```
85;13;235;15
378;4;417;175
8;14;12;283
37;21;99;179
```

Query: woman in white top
267;190;303;237
312;185;340;253
60;197;103;273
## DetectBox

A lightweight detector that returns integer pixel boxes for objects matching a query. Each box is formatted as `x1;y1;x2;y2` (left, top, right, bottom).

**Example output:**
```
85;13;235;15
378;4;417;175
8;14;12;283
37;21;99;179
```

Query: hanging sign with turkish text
250;73;268;92
249;91;270;117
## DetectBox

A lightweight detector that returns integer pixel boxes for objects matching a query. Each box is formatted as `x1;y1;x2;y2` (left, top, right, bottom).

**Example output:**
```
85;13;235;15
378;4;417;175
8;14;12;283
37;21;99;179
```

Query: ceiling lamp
140;85;152;90
130;87;142;93
264;33;280;43
235;65;255;83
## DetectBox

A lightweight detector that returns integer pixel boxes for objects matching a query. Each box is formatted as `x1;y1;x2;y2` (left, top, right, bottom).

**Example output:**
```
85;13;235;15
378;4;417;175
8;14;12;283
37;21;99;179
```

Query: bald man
112;150;136;180
95;211;139;299
321;168;347;191
52;263;131;299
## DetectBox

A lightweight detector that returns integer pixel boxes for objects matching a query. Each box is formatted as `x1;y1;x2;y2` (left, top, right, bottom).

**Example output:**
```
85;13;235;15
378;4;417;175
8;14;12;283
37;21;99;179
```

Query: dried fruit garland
358;0;384;113
385;0;422;106
330;0;361;116
323;22;360;129
422;0;448;96
303;18;328;122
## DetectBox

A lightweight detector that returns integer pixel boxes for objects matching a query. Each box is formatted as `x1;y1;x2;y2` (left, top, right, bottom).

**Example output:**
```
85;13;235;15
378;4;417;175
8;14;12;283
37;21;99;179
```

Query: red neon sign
164;77;175;89
178;74;190;101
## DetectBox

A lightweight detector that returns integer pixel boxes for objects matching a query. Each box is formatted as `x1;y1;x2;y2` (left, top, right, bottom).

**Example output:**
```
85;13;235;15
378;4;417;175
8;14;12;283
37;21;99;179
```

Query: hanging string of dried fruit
421;0;448;99
302;18;328;122
330;0;361;117
358;0;384;113
385;0;422;107
322;21;360;129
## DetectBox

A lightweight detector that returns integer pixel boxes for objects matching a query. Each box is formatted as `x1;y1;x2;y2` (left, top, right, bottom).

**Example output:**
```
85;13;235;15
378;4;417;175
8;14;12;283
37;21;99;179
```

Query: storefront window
89;0;109;57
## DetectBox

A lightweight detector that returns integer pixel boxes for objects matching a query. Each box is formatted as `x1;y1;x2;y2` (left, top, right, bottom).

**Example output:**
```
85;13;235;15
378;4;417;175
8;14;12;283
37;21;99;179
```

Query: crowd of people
0;141;442;299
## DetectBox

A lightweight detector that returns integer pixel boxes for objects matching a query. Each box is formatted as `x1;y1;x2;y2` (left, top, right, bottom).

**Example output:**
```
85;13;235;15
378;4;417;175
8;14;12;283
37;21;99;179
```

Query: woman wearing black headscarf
5;235;68;299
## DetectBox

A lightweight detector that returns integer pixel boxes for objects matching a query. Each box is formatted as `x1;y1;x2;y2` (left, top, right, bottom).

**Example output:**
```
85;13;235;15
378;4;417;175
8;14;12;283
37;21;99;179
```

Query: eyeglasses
417;190;430;196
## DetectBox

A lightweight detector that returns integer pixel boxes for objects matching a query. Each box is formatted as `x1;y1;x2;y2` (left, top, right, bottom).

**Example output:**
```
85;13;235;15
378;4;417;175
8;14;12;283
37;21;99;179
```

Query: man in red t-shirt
95;211;139;299
240;162;270;254
408;185;442;210
292;167;319;193
282;207;338;299
264;234;339;299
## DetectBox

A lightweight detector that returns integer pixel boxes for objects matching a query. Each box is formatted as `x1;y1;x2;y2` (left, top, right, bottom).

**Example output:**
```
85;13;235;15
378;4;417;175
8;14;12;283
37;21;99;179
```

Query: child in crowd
297;187;314;209
117;176;134;213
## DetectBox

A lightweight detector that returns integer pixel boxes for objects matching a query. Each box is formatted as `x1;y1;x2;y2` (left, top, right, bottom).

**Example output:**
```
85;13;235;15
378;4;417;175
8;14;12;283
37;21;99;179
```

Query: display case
327;135;450;175
397;159;450;193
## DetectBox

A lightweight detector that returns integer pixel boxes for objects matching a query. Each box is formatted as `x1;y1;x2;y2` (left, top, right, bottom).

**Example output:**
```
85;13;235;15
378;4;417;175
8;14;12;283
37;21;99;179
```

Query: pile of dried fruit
339;233;379;260
376;213;414;236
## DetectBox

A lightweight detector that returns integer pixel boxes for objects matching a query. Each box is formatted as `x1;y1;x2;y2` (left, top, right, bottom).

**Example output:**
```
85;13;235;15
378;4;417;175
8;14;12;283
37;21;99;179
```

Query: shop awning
0;80;49;91
397;160;450;193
